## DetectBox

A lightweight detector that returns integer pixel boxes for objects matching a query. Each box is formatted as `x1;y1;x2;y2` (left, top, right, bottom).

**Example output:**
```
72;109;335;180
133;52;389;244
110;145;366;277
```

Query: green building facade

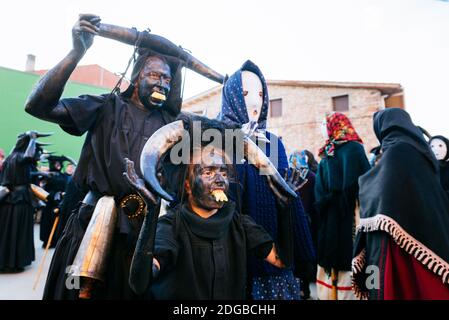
0;66;108;160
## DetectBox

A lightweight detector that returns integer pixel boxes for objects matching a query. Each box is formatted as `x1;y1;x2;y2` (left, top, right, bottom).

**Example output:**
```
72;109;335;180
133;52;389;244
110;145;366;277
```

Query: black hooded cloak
352;108;449;299
0;136;36;270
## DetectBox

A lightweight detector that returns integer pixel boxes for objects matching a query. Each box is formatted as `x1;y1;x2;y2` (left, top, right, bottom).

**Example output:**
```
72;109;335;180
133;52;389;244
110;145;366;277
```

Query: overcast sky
1;0;448;136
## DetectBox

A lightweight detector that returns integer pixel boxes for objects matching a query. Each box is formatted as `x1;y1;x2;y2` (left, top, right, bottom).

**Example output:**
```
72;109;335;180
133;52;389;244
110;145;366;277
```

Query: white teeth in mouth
211;190;228;202
151;91;166;101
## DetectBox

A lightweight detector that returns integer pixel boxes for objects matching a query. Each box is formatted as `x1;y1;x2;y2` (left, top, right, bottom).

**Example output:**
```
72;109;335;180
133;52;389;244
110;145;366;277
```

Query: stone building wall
182;82;402;159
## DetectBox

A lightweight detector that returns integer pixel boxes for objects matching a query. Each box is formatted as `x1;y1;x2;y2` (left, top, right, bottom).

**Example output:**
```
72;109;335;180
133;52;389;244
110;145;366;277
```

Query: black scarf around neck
180;201;236;240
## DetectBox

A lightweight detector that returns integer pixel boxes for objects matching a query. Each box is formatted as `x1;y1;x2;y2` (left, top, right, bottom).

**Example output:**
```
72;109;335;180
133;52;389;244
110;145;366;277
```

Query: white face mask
430;138;448;161
241;71;263;123
320;119;328;139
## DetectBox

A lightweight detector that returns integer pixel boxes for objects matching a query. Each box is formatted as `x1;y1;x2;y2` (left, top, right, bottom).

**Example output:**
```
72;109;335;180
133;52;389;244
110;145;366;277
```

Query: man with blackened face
132;56;172;111
124;145;287;300
185;147;230;215
25;14;186;299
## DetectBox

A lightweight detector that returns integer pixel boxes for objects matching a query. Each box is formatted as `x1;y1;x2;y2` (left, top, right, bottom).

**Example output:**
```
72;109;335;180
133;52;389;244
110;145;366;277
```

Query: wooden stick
33;215;59;290
331;268;338;300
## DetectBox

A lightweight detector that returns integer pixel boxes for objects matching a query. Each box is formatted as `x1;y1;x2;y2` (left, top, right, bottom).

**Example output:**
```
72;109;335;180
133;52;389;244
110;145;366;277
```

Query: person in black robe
125;154;282;299
122;120;299;299
314;112;371;300
25;14;221;300
25;15;183;299
39;156;69;248
352;108;449;299
54;164;87;242
0;132;42;272
429;135;449;193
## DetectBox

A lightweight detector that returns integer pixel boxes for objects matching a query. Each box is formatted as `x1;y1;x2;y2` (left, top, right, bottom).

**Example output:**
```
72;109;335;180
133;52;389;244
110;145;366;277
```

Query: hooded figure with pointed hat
25;14;224;299
0;131;45;271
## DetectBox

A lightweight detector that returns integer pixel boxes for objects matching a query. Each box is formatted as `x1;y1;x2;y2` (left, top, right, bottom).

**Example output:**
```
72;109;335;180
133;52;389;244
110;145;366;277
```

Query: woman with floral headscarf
314;112;370;300
218;60;315;300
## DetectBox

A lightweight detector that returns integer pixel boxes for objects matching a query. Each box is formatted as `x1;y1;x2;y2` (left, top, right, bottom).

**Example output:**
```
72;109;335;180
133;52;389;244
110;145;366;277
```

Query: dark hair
303;150;318;173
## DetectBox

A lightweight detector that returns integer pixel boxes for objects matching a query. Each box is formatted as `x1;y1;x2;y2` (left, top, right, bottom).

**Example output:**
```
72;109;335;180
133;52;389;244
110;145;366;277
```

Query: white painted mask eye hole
241;71;263;123
430;138;448;160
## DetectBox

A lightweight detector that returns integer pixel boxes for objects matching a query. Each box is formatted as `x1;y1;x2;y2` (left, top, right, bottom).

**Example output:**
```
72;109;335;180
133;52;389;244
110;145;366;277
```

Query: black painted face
137;56;172;110
187;150;230;211
53;161;62;172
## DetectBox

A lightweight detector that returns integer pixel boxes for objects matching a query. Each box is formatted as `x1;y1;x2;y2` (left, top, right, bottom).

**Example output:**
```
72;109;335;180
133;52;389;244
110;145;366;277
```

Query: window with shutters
270;99;283;117
332;95;349;112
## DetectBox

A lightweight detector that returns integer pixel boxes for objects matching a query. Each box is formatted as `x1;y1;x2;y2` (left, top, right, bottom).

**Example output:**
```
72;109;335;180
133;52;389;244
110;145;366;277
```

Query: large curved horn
140;119;297;200
140;120;186;202
36;132;53;138
98;24;225;84
36;141;52;147
244;137;298;198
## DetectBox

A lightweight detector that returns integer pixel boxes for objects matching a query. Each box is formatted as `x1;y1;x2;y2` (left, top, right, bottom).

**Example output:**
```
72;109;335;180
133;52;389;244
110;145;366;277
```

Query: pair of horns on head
139;119;297;202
